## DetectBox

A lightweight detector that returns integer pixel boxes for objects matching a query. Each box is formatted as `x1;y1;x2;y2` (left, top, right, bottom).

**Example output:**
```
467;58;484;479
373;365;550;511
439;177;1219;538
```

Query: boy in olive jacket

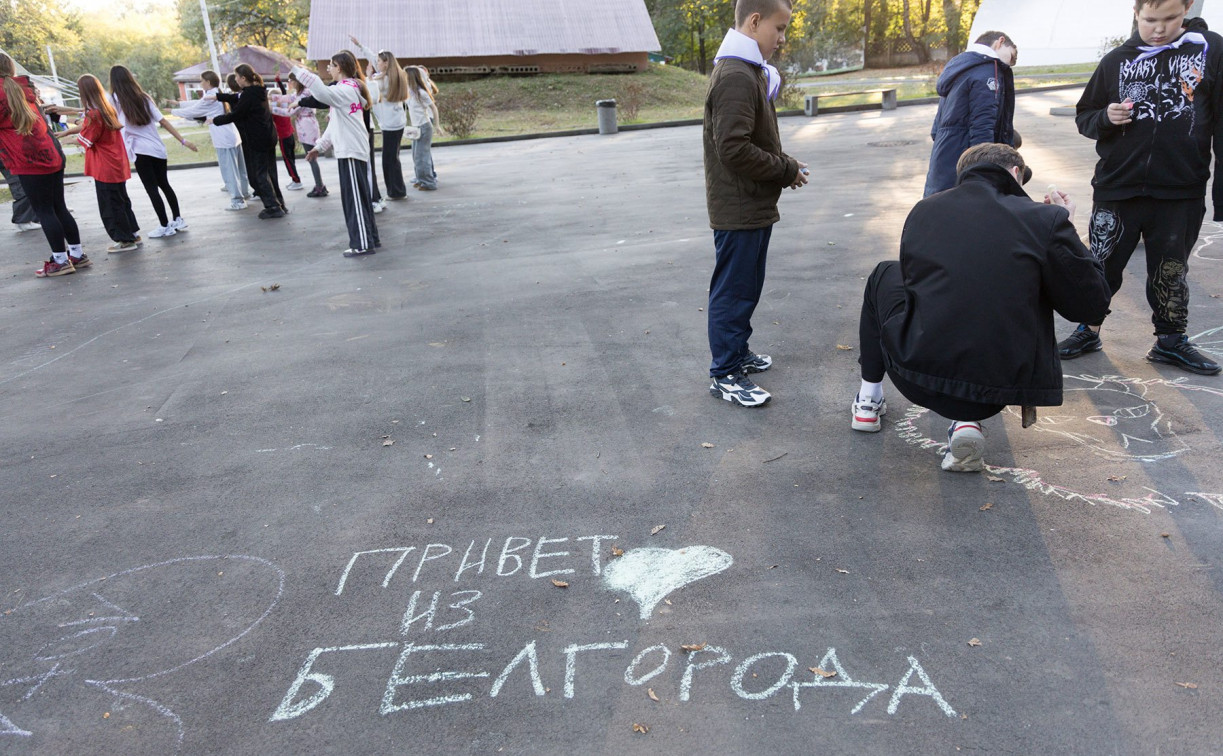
704;0;807;408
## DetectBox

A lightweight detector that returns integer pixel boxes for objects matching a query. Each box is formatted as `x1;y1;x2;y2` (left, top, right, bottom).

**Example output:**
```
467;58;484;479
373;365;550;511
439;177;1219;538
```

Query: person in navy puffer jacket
923;31;1018;197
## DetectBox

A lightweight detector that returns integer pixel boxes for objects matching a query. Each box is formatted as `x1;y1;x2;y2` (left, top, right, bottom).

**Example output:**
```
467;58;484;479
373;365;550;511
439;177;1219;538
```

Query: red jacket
0;75;63;174
76;109;130;183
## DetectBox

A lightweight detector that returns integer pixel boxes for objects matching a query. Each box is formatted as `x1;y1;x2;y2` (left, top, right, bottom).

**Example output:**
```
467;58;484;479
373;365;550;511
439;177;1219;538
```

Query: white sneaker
851;395;886;432
287;181;304;191
226;199;248;211
171;216;188;231
709;371;771;408
16;221;41;232
941;422;985;472
148;224;176;238
220;186;229;192
372;199;386;214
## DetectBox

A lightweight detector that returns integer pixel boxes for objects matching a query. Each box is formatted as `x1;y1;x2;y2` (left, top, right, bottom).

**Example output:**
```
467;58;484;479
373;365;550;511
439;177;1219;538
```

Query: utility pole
46;45;58;84
200;0;221;78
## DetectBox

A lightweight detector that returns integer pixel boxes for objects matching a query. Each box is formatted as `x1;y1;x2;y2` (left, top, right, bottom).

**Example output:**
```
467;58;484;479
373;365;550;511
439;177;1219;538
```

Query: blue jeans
412;122;437;189
708;226;771;376
217;146;246;201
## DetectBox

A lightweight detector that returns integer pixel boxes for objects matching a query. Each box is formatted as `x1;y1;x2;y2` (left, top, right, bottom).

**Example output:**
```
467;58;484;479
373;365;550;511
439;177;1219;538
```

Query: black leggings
279;135;300;183
367;130;382;202
134;154;180;227
18;169;80;254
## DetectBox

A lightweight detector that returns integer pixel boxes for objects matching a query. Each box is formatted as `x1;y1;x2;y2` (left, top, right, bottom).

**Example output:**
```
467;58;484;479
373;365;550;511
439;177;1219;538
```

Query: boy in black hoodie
1058;0;1223;375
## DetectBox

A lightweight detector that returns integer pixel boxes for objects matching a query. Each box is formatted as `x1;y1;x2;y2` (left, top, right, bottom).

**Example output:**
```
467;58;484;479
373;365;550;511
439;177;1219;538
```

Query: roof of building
305;0;660;60
173;45;298;82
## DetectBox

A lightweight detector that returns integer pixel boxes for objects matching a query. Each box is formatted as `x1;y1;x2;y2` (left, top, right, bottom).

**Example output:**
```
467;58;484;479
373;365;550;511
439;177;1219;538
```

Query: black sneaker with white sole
740;351;773;373
709;371;771;407
1146;334;1222;375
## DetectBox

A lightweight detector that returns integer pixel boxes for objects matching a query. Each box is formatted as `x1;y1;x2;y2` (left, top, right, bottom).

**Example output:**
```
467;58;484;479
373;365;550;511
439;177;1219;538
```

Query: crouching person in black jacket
851;144;1111;472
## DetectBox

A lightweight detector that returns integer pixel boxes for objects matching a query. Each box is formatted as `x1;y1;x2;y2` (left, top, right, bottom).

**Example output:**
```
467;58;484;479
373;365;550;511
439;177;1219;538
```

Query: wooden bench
804;88;898;116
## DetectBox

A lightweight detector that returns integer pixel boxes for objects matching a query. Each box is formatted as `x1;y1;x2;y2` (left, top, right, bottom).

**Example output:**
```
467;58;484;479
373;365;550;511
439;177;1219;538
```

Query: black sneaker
258;207;285;219
709;371;771;407
740;351;773;373
1146;335;1222;375
1058;324;1102;359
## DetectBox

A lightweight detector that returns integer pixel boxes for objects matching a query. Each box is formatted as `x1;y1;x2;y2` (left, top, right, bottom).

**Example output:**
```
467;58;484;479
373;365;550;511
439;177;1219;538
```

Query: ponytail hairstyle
0;52;39;136
331;51;371;111
109;65;154;126
77;74;121;131
377;51;408;102
200;70;221;89
234;63;263;87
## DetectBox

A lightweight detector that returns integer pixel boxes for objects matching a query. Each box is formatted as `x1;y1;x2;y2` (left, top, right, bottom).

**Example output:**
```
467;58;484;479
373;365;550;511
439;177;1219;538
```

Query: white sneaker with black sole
851;395;886;432
941;421;985;472
710;371;771;407
148;224;176;238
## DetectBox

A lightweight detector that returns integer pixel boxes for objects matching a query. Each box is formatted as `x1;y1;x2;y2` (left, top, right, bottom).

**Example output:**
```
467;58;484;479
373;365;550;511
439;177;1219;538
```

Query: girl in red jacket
0;52;83;277
57;74;141;253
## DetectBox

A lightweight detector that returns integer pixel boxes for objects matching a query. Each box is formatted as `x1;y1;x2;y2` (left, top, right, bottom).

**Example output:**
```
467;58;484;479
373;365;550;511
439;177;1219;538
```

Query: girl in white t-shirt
110;65;197;238
406;66;440;191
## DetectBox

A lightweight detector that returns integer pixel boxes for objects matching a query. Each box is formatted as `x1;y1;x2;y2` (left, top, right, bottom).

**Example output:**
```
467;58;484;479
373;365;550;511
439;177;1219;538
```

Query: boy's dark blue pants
708;226;771;376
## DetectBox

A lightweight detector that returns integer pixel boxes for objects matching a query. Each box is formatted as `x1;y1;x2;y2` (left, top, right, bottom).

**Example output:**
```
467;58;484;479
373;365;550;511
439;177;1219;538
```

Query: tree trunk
943;0;962;56
901;0;932;64
697;20;707;75
863;0;874;51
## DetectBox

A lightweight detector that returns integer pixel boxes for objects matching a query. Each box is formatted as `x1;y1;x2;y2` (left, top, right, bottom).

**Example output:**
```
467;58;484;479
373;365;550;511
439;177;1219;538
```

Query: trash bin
596;99;618;135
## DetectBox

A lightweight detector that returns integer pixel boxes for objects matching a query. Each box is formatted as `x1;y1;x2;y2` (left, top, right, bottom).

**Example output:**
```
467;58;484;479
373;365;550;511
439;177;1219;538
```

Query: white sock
52;251;69;264
858;380;883;402
67;243;82;256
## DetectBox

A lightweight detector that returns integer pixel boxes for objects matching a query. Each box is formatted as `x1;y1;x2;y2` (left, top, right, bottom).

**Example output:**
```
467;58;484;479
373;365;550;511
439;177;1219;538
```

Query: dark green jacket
703;58;799;230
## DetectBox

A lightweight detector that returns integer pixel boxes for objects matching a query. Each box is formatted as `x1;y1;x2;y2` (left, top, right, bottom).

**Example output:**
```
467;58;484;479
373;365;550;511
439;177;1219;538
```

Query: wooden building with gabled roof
306;0;661;76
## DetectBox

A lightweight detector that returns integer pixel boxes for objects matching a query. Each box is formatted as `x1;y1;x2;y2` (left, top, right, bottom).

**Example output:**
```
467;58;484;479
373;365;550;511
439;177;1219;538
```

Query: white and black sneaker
941;421;985;472
741;351;773;373
710;371;771;407
851;394;886;432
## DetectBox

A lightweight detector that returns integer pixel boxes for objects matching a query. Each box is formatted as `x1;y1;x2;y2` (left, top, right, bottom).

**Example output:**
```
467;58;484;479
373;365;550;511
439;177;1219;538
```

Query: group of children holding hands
0;39;442;276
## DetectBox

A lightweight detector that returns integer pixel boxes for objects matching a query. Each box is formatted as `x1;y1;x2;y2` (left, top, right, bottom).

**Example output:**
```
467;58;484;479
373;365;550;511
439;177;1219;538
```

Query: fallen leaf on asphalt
1161;533;1171;538
681;642;706;652
651;524;666;536
980;503;993;511
1108;475;1126;482
103;712;110;719
664;599;672;605
382;438;394;447
461;396;471;402
424;454;432;459
768;564;778;569
986;475;1004;483
835;568;849;574
611;545;624;557
968;638;982;647
647;688;659;702
632;723;649;734
836;344;854;350
809;667;836;679
551;579;569;588
1175;682;1198;689
701;442;715;448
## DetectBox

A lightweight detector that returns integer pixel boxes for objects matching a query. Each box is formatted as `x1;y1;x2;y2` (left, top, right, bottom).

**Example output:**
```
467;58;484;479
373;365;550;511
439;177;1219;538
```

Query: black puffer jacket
882;164;1111;406
703;58;799;230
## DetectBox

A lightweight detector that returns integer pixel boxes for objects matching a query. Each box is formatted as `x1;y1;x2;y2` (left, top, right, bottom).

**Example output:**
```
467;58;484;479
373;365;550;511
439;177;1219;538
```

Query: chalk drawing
601;546;734;620
623;644;671;686
886;656;957;717
0;711;32;737
791;648;890;714
489;641;546;698
254;444;333;453
381;643;491;712
1184;492;1223;511
730;652;799;700
679;645;731;702
1007;375;1188;463
1192;220;1223;261
4;555;285;751
1189;326;1223;359
269;643;399;721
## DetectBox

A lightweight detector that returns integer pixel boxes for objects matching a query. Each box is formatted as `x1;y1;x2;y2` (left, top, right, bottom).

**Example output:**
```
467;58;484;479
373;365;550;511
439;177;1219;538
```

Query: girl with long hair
211;64;286;218
108;65;197;238
350;36;409;199
56;74;141;252
171;70;249;211
406;66;440;191
0;52;84;277
270;74;327;197
271;71;303;191
292;52;380;256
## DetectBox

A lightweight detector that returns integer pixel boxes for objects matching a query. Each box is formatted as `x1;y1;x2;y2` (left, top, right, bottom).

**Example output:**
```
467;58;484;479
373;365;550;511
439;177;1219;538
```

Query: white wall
969;0;1133;66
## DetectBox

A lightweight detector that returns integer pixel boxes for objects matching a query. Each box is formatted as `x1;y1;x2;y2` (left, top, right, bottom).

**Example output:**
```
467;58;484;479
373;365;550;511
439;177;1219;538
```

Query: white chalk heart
602;545;733;620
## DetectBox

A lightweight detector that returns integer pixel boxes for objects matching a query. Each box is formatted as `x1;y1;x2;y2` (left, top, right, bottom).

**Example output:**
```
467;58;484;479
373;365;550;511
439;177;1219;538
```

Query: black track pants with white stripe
337;157;379;252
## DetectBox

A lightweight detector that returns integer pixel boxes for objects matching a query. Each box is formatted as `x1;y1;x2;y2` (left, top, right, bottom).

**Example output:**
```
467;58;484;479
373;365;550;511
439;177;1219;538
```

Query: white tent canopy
971;0;1223;67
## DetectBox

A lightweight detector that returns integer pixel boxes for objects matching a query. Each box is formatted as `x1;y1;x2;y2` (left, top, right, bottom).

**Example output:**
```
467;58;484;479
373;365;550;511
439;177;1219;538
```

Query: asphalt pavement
1;88;1221;755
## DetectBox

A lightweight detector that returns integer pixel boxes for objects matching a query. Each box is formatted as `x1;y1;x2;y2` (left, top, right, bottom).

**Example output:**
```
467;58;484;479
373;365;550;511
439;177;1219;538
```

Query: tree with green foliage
176;0;310;57
0;0;81;74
